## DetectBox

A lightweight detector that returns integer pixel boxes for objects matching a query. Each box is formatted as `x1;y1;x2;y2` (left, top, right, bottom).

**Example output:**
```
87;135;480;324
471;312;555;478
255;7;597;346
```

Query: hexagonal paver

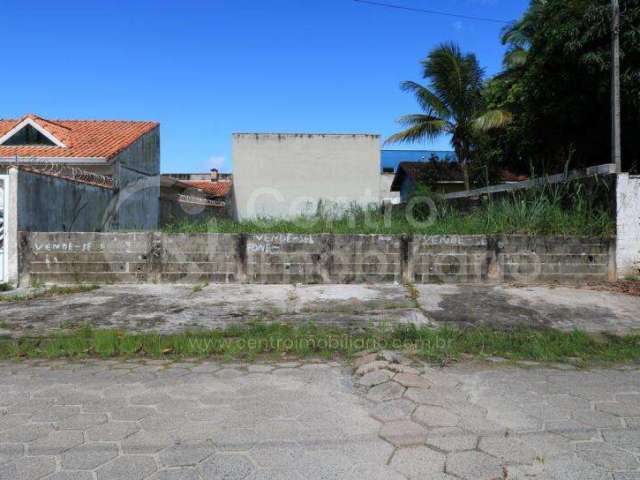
426;430;478;452
159;442;215;467
122;431;175;454
130;393;173;406
351;464;406;480
28;429;84;456
367;382;405;402
413;405;459;428
58;413;108;430
446;451;504;480
291;449;354;480
149;468;200;480
0;456;56;480
394;373;431;389
545;420;598;441
86;421;140;441
0;424;52;443
30;405;80;422
355;361;389;376
405;387;444;406
603;429;640;455
596;399;640;417
358;370;394;387
96;456;157;480
340;438;395;464
109;406;155;421
573;409;622;429
390;446;446;479
62;443;119;470
379;420;427;447
370;399;416;423
248;443;303;469
576;442;640;471
479;435;538;465
46;472;94;480
614;474;640;480
200;454;255;480
212;429;256;451
545;454;611;480
0;443;23;465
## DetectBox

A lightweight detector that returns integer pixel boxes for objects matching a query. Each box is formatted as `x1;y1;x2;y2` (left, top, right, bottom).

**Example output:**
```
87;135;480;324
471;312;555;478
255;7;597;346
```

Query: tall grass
164;178;614;237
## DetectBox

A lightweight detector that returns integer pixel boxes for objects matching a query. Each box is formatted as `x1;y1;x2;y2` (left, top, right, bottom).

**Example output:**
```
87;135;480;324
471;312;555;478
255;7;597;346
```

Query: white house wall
232;133;381;220
616;173;640;278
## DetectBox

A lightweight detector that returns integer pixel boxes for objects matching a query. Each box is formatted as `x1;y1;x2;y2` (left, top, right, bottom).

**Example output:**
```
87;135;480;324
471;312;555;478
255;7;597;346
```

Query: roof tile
0;114;158;160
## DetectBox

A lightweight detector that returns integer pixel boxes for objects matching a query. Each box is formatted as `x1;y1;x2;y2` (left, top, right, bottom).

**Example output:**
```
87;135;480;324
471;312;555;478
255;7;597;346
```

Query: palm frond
399;81;451;120
422;42;484;121
385;116;450;145
473;109;513;131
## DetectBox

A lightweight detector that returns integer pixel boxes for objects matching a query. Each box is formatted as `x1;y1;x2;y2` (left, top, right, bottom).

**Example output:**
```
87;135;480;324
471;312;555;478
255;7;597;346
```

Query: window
1;124;57;146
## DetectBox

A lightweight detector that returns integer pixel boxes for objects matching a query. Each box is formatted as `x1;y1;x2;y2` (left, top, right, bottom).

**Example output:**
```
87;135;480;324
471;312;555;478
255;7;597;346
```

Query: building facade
232;133;381;220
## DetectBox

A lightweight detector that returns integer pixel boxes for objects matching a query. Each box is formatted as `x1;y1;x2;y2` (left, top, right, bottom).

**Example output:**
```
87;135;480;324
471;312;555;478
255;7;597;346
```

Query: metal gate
0;174;8;282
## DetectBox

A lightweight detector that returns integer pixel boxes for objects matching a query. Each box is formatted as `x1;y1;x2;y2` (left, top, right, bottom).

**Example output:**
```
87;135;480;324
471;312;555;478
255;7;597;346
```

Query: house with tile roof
0;113;160;232
159;169;233;224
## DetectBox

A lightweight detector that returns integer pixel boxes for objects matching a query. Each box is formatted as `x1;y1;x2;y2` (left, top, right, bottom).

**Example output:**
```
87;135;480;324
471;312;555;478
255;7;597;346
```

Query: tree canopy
387;42;509;189
485;0;640;174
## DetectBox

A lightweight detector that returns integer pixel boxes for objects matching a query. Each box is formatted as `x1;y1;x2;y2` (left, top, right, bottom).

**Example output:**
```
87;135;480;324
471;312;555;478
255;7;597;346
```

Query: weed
164;178;613;237
191;281;209;294
0;285;99;303
0;323;637;365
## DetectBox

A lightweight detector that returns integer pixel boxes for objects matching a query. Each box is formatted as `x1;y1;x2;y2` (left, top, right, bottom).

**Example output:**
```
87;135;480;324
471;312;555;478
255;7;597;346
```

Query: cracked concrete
2;283;640;337
0;357;638;479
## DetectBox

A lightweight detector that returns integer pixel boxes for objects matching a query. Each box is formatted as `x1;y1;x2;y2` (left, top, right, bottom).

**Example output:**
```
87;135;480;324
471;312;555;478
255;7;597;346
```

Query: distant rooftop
381;149;456;172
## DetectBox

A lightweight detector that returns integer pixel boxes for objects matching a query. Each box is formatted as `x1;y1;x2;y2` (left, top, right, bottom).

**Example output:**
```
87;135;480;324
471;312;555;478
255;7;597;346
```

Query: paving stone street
0;356;639;479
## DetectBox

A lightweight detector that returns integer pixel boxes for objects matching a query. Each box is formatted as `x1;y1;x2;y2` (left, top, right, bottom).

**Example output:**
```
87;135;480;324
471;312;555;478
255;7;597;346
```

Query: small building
0;113;160;231
391;161;466;202
232;133;381;220
381;149;456;172
160;169;233;224
0;114;161;283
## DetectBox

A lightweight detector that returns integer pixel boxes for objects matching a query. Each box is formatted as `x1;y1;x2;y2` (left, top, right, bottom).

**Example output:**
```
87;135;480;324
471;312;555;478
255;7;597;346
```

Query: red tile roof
182;180;232;198
0;114;158;160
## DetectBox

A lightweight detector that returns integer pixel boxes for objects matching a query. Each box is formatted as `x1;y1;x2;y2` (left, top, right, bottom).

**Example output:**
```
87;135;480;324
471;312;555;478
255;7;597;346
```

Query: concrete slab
0;283;429;337
416;284;640;334
2;283;640;336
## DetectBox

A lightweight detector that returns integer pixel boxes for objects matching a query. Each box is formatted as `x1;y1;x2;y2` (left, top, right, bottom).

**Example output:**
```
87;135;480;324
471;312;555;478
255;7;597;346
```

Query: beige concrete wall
616;173;640;278
232;133;381;219
19;232;613;286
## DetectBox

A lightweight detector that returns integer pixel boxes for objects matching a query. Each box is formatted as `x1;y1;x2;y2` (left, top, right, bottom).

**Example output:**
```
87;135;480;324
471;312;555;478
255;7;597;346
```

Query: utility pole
612;0;622;172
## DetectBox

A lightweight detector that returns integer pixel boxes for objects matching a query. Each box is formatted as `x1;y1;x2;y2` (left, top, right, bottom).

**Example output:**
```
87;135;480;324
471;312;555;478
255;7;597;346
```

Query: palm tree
386;42;510;190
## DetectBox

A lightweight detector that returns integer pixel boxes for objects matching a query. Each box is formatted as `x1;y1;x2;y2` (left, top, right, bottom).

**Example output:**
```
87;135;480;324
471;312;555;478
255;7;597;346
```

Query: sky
1;0;529;173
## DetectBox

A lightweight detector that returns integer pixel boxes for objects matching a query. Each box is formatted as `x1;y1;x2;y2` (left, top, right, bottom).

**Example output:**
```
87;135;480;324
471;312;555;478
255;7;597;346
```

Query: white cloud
452;21;464;32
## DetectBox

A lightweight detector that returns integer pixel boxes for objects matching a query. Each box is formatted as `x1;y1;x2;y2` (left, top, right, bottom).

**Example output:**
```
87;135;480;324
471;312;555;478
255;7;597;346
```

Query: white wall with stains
616;173;640;278
232;133;381;220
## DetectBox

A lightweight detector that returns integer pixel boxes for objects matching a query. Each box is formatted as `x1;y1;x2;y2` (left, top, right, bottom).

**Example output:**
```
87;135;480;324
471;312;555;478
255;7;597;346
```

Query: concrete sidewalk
1;283;640;337
0;357;638;479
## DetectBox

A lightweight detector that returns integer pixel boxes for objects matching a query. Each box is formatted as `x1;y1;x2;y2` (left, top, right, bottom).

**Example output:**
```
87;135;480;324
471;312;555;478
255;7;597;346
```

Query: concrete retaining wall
18;232;614;285
616;173;640;278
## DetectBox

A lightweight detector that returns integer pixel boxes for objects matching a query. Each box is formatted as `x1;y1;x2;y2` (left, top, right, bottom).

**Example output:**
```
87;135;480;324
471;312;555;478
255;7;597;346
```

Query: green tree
486;0;640;173
386;42;510;190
